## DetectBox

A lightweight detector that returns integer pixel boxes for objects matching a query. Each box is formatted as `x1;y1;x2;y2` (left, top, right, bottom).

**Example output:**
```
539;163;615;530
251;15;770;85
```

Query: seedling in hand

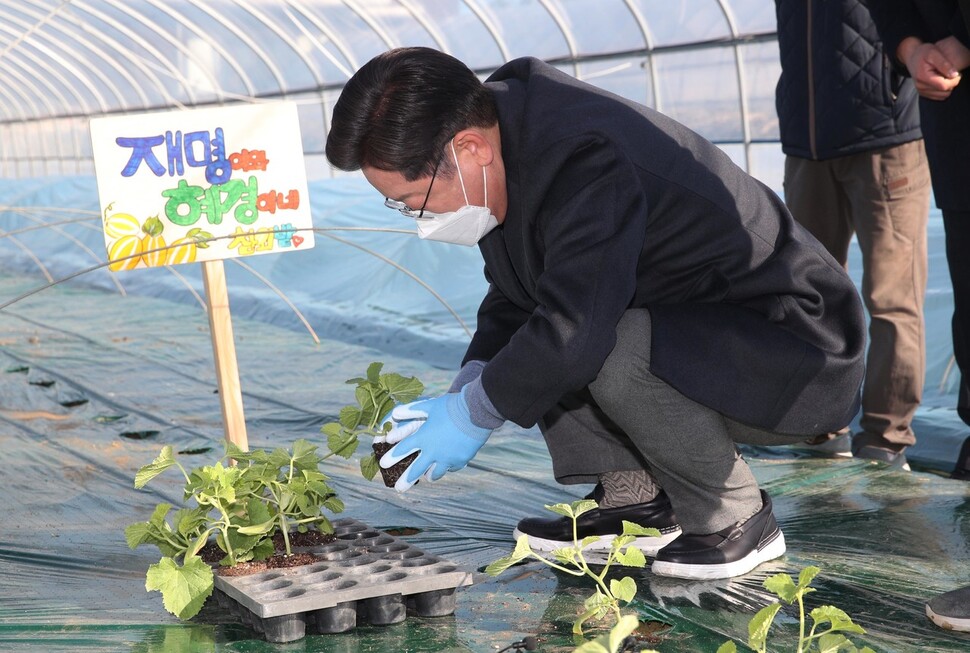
320;361;423;486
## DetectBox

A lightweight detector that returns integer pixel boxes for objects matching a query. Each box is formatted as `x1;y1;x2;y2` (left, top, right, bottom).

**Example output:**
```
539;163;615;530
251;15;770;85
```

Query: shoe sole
806;446;853;459
926;604;970;632
857;459;911;471
801;433;852;458
512;526;682;556
650;529;787;580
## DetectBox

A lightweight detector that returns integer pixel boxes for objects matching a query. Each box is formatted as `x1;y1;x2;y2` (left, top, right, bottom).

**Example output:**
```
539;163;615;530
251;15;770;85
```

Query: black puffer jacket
775;0;922;160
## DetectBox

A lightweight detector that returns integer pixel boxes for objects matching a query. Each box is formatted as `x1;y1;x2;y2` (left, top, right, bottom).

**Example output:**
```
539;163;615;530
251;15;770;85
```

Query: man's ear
453;129;494;166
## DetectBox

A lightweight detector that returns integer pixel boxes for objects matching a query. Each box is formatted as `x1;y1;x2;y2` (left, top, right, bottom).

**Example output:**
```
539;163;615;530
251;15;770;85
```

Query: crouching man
324;48;866;580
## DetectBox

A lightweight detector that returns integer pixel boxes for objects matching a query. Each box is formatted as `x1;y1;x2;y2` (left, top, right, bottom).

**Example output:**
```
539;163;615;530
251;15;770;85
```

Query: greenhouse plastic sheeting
0;177;969;652
1;176;967;472
0;277;969;653
0;176;490;370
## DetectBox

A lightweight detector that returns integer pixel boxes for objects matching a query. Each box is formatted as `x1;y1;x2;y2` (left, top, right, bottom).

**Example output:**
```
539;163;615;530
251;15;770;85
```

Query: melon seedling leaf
145;555;213;620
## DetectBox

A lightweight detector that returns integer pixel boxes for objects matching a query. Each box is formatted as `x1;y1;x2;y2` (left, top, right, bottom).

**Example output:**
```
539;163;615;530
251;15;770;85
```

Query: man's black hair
325;47;498;181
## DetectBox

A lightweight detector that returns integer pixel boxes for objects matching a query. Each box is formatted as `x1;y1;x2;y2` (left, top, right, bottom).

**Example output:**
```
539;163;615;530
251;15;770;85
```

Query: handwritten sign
91;102;313;270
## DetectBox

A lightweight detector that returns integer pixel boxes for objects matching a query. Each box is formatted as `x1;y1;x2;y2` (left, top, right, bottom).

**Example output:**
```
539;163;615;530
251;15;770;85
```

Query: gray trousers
537;309;805;534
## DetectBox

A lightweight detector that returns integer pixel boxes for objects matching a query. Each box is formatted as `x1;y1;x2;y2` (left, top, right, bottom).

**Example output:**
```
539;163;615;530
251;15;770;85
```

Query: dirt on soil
372;441;419;488
271;529;335;549
217;553;320;576
199;529;337;576
383;526;421;536
634;619;672;646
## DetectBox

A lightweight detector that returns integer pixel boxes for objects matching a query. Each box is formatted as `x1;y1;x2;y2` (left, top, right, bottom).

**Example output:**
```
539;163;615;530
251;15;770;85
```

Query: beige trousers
784;139;931;448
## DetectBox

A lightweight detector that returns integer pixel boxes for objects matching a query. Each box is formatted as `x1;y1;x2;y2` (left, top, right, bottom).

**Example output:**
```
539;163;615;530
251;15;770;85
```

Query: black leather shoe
512;490;681;556
651;490;786;580
853;445;911;471
852;434;910;470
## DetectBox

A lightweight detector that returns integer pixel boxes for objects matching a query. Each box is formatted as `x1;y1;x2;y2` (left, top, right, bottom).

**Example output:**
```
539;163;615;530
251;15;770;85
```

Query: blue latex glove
379;387;493;492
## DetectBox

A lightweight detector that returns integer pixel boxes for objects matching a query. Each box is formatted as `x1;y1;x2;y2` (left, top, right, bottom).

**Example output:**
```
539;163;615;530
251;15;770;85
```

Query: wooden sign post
202;259;248;451
91;103;314;452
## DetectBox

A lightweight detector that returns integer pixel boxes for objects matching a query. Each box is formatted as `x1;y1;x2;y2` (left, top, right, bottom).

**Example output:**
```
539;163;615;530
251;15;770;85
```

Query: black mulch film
0;272;968;653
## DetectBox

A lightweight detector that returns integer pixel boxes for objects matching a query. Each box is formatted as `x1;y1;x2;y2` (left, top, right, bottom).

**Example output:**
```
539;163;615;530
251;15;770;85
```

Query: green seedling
125;363;422;621
223;440;345;556
716;566;876;653
573;614;660;653
572;566;876;653
126;439;342;620
486;499;661;637
320;361;423;481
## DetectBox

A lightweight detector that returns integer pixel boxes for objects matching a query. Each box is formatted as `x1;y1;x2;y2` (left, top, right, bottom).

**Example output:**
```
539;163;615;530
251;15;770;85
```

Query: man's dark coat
465;57;866;435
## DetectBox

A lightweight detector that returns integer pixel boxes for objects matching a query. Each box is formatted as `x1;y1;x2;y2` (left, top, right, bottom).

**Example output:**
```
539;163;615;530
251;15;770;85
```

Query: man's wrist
448;360;487;393
897;36;923;70
462;377;505;429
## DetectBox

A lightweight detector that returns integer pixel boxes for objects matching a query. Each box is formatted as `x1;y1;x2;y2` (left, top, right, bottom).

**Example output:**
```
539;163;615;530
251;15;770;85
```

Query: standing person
325;47;866;580
775;0;932;467
870;0;970;633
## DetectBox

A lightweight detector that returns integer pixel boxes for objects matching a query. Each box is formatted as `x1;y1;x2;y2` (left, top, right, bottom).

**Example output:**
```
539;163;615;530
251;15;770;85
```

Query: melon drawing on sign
103;201;211;271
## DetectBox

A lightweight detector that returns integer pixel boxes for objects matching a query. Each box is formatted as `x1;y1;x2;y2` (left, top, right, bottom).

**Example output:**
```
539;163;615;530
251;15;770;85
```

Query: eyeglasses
383;154;443;220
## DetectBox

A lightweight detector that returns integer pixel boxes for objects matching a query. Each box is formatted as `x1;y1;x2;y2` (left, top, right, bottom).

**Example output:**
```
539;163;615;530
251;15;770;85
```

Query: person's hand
379;387;493;491
898;37;962;100
935;36;970;75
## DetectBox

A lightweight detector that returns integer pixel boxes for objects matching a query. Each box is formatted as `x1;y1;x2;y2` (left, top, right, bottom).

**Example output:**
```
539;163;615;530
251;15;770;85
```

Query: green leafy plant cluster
126;439;342;620
320;361;423;481
570;567;876;653
126;363;423;621
486;499;661;637
486;501;875;653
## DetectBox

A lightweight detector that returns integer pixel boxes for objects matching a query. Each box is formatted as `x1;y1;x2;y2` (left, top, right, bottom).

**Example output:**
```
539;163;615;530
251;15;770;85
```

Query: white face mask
415;141;499;246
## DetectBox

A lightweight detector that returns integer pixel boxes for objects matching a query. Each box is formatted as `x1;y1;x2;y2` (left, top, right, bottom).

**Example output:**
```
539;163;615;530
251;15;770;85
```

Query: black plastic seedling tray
211;518;476;642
